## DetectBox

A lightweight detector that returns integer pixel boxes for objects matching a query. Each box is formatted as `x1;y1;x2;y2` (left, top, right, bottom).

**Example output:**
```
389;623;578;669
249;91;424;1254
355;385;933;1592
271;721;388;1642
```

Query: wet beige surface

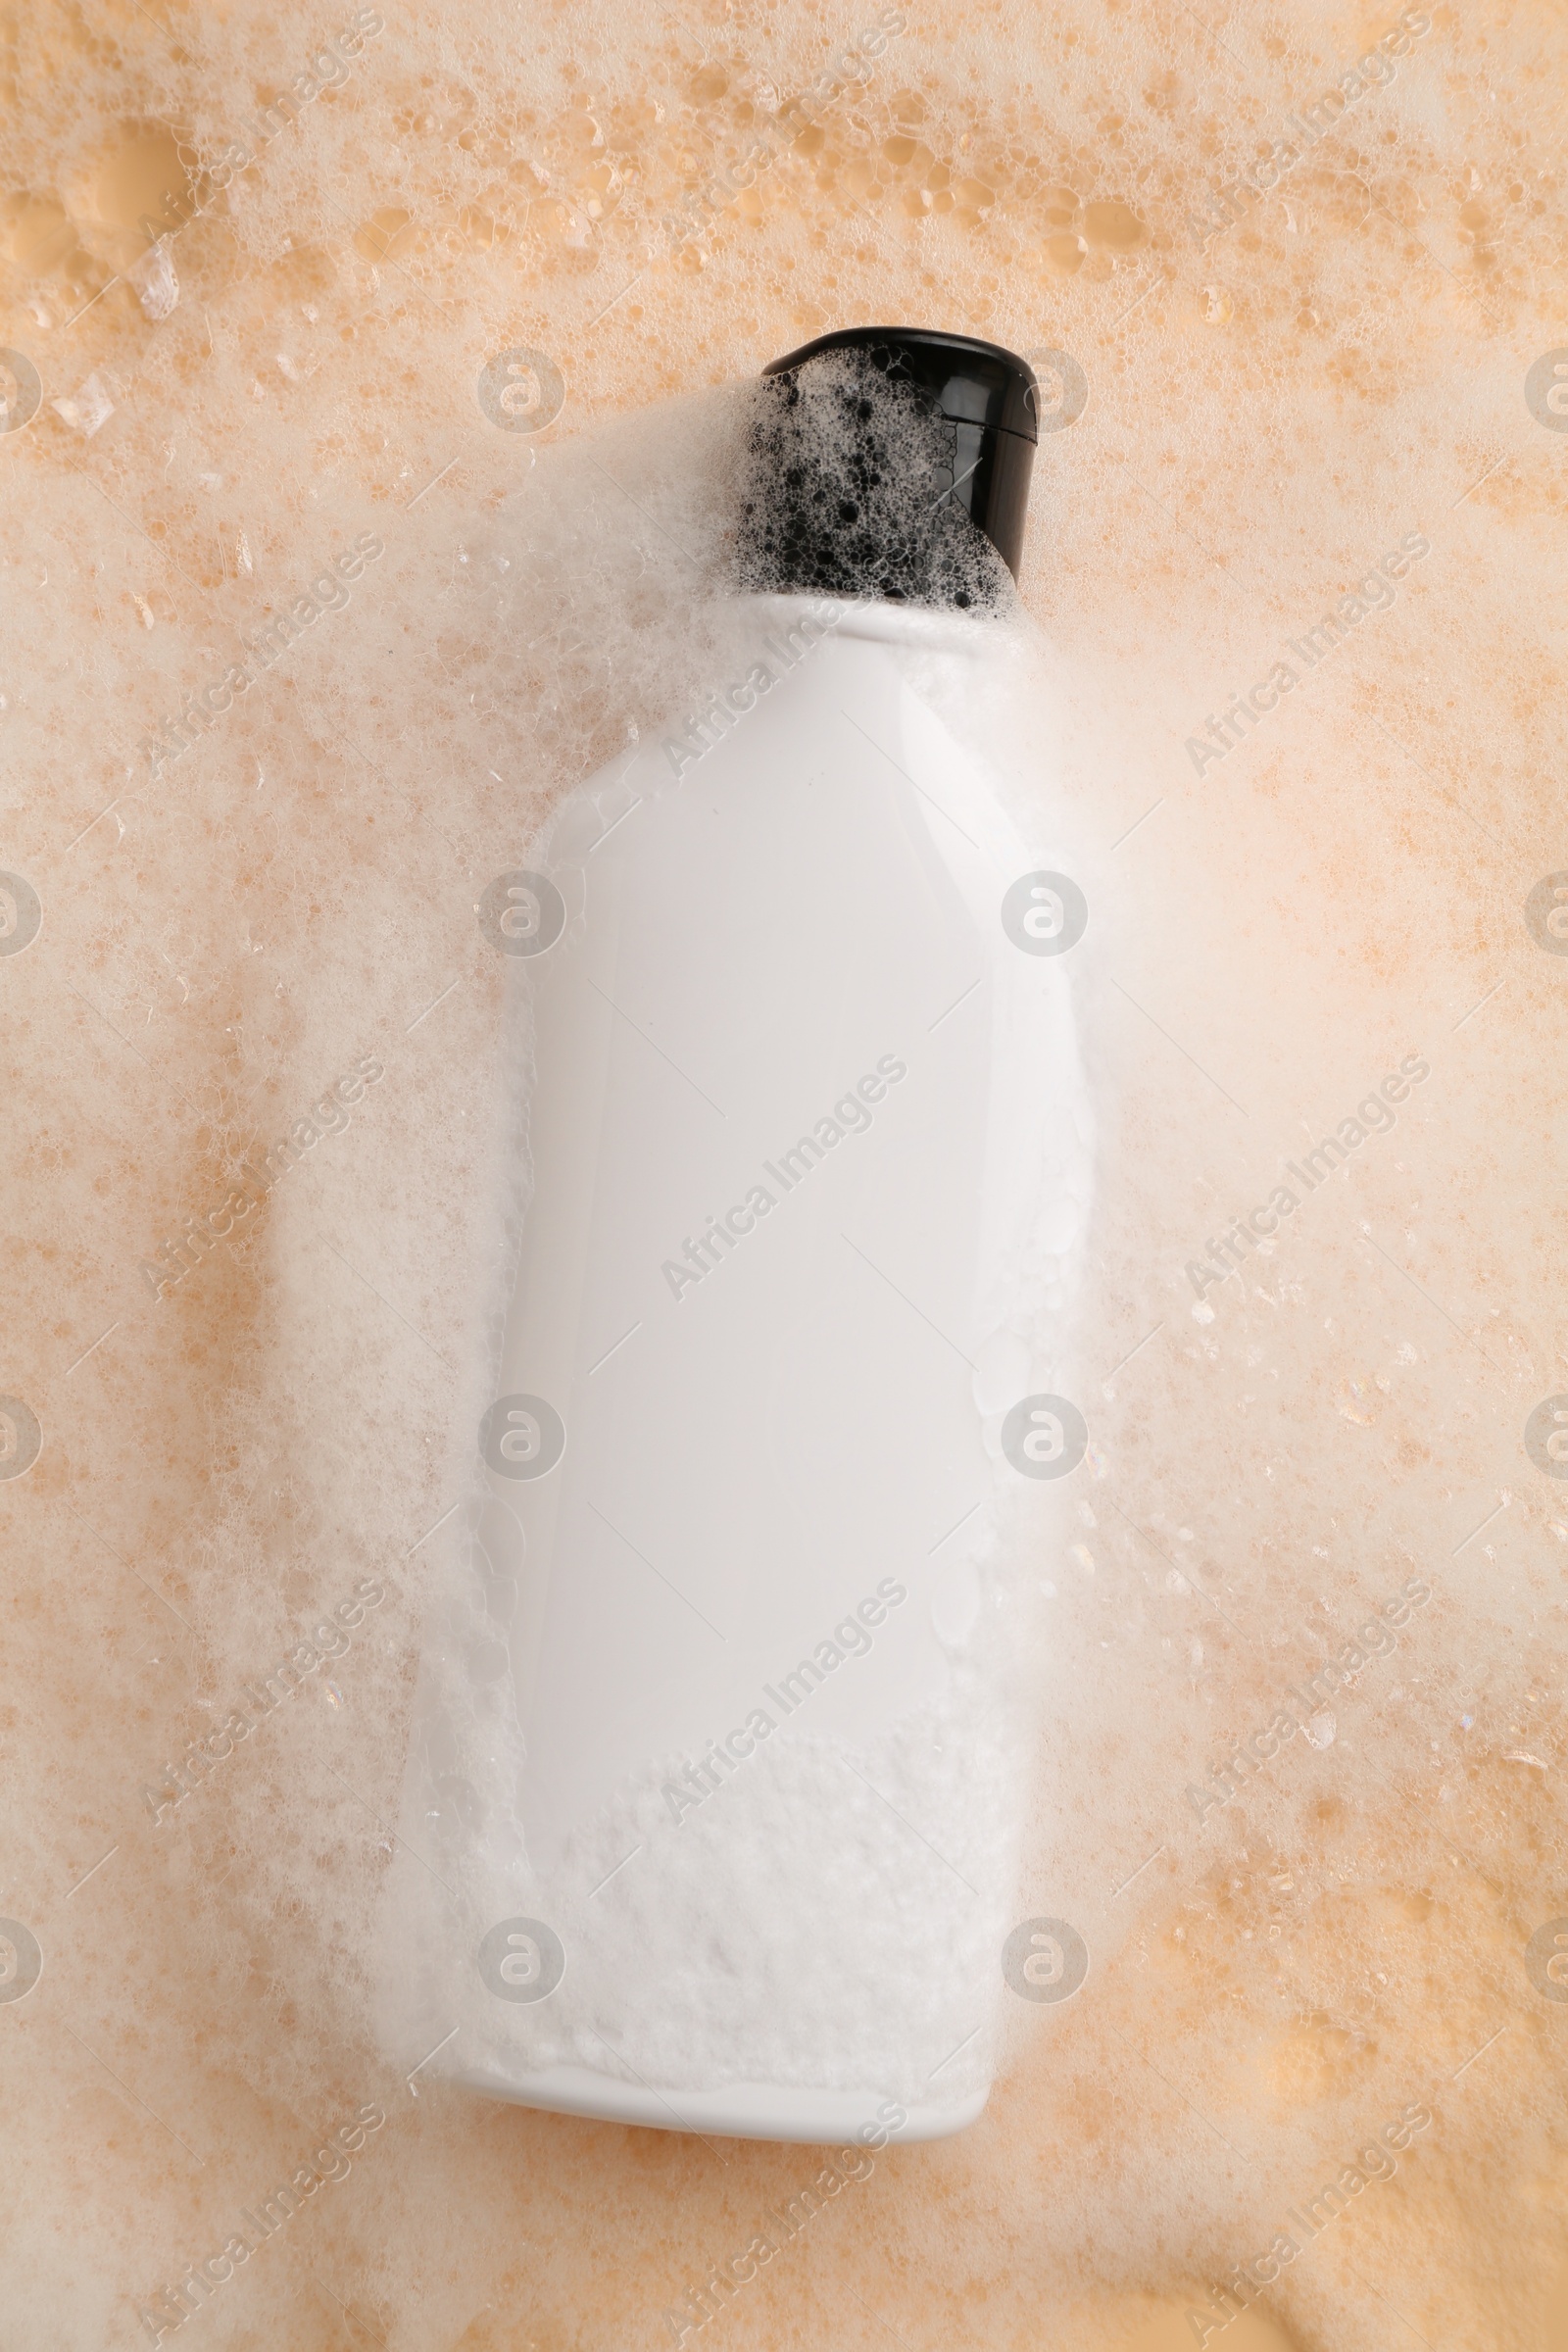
4;0;1568;2346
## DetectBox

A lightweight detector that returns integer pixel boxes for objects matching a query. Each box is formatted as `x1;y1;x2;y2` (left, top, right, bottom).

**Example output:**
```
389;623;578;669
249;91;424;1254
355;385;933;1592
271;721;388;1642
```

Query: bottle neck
726;590;1011;656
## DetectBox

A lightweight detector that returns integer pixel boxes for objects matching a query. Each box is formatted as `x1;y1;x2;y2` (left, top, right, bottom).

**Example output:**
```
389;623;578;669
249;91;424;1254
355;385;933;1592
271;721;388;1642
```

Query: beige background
4;0;1568;2346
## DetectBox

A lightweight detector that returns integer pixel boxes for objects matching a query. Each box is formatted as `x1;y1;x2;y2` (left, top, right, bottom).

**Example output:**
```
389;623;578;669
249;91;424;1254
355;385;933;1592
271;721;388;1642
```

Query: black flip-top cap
747;325;1039;603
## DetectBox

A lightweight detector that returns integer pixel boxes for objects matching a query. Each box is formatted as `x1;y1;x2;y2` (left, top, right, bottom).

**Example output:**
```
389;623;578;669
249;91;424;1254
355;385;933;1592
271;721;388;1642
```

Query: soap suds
2;1;1565;2346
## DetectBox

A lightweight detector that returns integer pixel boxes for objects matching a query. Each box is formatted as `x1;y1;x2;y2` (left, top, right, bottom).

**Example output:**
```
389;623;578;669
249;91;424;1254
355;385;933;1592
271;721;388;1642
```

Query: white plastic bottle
381;330;1094;2143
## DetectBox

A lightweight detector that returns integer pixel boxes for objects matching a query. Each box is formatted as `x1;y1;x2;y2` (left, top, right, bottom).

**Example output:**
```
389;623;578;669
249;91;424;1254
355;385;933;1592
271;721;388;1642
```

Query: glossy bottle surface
389;596;1091;2140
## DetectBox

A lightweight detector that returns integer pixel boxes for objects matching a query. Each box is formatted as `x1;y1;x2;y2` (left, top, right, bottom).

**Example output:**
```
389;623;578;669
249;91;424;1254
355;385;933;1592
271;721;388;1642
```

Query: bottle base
449;2060;989;2144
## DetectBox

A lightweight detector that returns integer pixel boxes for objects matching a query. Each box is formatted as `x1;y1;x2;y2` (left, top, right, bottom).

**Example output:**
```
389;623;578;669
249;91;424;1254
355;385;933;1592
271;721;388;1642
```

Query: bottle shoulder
535;591;1036;869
